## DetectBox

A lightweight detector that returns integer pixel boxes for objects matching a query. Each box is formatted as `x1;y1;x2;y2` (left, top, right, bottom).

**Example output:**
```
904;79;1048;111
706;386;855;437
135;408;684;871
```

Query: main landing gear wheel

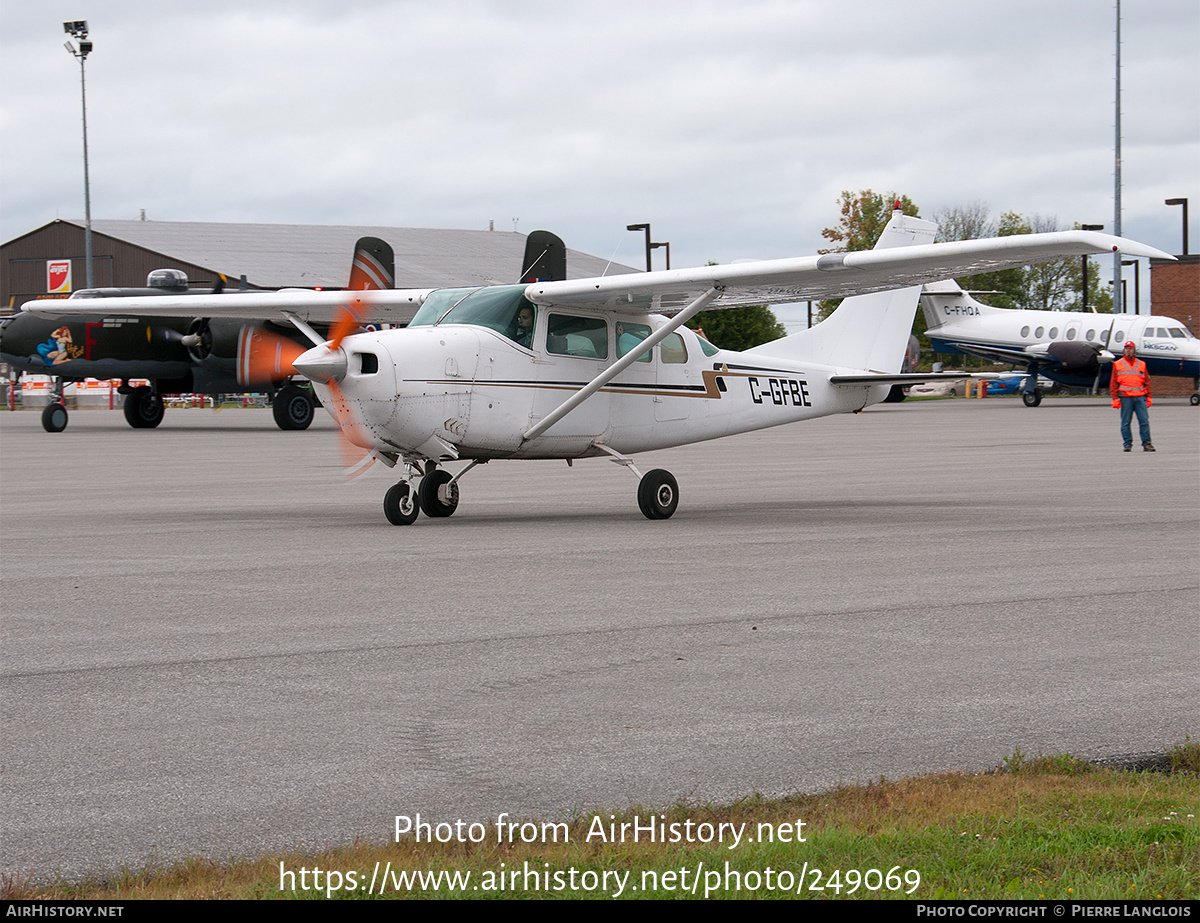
1191;394;1199;406
637;468;679;520
272;384;315;431
1022;389;1043;408
41;402;68;433
418;469;459;518
123;387;165;428
384;482;419;526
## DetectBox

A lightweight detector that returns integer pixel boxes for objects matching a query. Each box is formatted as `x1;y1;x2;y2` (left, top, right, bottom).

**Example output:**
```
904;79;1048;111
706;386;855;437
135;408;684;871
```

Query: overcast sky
2;0;1196;289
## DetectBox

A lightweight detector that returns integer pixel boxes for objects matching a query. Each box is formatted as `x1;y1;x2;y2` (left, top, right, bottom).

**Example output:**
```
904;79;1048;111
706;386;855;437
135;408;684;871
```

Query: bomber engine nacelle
183;318;308;387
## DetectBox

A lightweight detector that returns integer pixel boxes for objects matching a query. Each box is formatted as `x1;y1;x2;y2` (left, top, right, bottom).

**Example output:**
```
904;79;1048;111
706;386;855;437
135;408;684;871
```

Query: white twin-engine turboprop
27;211;1173;522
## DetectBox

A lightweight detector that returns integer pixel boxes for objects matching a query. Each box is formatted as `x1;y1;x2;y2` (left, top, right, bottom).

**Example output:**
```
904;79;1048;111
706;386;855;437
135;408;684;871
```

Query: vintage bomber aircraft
921;279;1200;406
0;236;399;433
26;212;1171;521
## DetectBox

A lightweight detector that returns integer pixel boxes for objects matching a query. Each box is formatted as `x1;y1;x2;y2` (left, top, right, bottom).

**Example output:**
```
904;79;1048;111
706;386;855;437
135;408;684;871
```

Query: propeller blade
236;326;307;386
327;296;371;351
325;378;376;478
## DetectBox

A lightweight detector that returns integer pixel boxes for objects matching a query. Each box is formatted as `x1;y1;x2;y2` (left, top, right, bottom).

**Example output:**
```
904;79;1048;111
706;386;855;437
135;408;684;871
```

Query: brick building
1149;254;1199;396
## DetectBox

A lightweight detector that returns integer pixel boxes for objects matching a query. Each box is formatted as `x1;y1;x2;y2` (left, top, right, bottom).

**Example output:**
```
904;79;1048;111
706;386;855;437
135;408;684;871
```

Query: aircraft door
655;330;693;423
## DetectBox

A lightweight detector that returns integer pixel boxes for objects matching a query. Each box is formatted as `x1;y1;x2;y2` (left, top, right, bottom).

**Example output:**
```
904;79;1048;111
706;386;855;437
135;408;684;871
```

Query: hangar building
1;219;635;313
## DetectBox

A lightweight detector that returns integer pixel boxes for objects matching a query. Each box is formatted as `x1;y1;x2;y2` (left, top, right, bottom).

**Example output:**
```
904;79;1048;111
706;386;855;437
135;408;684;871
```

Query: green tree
817;189;920;320
688;305;786;351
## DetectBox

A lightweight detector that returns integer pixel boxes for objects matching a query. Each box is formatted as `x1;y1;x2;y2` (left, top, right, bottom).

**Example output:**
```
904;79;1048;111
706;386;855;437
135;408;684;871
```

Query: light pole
1165;198;1189;255
63;21;94;290
650;241;670;270
1080;224;1104;311
1121;259;1141;315
626;224;651;272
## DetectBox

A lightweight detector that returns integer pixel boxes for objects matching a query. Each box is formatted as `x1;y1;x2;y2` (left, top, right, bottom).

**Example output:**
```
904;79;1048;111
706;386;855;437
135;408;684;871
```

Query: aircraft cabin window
661;332;687;364
616;322;652;362
1100;330;1110;343
694;333;720;357
1066;328;1077;339
546;314;608;359
1020;326;1030;338
1169;327;1189;338
1085;329;1095;341
408;287;479;327
1114;330;1124;342
1035;326;1045;338
1049;327;1059;338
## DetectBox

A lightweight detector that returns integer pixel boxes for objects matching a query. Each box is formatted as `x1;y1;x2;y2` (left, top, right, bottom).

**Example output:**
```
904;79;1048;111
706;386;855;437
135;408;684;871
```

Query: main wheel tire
41;402;68;433
384;482;419;525
123;387;165;428
272;385;314;430
418;469;459;518
1022;389;1043;408
637;468;679;520
1190;393;1199;406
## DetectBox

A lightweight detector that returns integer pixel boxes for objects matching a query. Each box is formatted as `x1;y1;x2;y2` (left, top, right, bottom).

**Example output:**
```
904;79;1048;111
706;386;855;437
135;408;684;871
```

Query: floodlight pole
64;22;94;290
1112;0;1122;314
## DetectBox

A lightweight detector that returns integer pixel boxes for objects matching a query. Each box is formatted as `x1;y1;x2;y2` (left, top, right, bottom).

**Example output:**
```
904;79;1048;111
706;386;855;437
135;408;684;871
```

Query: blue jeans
1119;396;1151;447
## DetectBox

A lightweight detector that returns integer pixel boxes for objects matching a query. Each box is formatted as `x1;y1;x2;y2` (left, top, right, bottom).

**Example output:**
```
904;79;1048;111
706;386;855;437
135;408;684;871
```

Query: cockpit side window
546;314;608;359
616;322;652;362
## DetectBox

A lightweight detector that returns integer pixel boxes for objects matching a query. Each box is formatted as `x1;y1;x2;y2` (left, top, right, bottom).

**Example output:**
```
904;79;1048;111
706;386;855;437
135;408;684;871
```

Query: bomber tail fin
520;231;567;283
746;211;936;373
348;237;395;290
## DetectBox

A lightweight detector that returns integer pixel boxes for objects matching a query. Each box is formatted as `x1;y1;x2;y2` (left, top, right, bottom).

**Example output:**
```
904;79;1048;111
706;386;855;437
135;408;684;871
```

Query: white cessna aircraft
27;211;1171;522
921;279;1200;406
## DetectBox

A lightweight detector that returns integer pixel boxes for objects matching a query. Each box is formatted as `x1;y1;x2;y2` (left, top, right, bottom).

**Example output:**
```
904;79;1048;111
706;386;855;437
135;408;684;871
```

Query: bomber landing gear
272;384;315;430
1022;389;1043;408
41;402;68;433
123;386;165;428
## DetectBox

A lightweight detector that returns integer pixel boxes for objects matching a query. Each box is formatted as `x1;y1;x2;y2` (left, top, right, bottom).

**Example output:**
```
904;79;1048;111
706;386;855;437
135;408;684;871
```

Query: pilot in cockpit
511;304;536;348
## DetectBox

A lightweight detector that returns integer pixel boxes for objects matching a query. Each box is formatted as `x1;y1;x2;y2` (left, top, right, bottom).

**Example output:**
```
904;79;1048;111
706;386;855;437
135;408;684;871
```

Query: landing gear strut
41;377;68;432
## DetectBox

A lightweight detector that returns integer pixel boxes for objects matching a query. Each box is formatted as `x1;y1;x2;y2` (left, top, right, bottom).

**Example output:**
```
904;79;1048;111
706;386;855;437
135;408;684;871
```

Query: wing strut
522;285;723;443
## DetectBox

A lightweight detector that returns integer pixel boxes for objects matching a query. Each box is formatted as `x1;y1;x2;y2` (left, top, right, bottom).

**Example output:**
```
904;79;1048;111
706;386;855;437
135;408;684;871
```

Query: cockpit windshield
408;284;532;337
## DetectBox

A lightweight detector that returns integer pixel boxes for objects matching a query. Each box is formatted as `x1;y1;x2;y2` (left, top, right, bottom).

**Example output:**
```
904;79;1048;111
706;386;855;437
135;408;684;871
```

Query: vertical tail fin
348;237;395;290
747;212;937;372
919;279;1001;331
521;231;567;283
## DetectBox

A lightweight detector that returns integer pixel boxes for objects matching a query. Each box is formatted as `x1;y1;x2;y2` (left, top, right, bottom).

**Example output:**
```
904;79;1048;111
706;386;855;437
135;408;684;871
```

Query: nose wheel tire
418;469;459;518
637;468;679;520
1021;389;1043;408
272;385;314;430
41;402;68;433
384;482;419;525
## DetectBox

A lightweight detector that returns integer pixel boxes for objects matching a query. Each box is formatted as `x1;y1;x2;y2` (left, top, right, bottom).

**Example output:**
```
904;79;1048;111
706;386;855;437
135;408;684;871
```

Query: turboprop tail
746;211;936;373
919;278;1004;332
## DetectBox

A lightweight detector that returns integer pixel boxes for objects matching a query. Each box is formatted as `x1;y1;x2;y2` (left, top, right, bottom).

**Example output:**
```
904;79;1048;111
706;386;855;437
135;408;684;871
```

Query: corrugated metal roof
63;220;638;288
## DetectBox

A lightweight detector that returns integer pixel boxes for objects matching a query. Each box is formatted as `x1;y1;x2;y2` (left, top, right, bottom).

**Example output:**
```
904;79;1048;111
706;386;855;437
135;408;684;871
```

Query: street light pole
626;224;651;272
1165;198;1189;255
64;21;94;290
1080;224;1104;312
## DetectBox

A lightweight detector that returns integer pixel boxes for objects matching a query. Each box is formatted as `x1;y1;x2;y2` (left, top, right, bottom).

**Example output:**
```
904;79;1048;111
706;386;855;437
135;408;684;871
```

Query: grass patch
7;750;1197;900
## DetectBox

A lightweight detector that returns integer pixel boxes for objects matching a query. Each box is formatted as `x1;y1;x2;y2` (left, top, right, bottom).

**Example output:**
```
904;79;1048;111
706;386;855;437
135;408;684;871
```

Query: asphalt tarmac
2;396;1197;881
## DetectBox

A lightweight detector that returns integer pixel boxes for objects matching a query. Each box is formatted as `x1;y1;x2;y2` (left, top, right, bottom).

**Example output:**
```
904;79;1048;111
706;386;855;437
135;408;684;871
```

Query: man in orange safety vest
1110;341;1154;452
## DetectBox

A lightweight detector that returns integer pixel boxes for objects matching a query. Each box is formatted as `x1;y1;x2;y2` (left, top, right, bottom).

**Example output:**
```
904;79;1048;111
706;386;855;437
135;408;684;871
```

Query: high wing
23;230;1171;324
24;288;433;325
525;231;1172;313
